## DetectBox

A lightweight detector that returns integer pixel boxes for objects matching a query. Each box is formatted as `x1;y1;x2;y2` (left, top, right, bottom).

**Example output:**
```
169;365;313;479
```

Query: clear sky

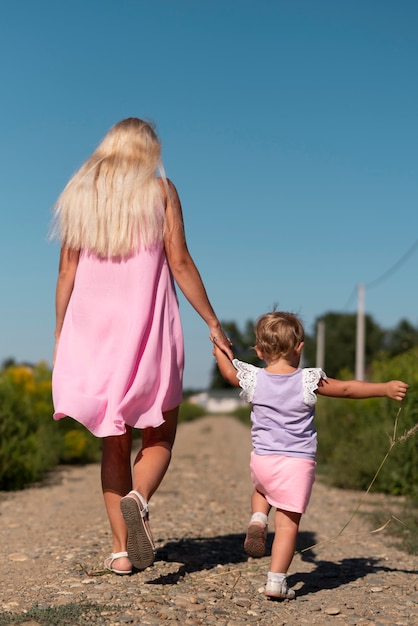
1;0;417;389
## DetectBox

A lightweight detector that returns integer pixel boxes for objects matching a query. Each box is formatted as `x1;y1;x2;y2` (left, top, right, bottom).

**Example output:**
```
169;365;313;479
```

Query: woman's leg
270;508;301;573
132;406;178;499
114;407;178;571
101;428;133;569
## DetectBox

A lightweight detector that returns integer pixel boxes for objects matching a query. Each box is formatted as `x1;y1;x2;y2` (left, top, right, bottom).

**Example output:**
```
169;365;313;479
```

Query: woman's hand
209;325;233;361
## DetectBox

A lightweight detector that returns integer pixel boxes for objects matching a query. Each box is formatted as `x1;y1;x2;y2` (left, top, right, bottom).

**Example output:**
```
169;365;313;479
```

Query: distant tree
209;320;263;389
382;318;418;357
1;358;16;372
302;312;384;378
211;311;397;384
301;332;315;367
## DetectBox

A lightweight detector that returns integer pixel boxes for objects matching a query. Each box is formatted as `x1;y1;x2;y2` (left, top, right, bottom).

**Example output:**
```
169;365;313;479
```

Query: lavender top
232;360;327;460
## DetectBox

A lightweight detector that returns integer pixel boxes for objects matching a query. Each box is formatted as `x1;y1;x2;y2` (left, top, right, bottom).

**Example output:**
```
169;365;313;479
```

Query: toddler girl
213;310;408;599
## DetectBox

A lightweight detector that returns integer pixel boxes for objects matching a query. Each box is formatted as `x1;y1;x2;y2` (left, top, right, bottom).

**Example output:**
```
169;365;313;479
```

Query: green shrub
231;405;252;426
53;414;101;464
60;428;100;463
316;348;418;496
0;601;113;625
178;400;206;423
0;363;100;490
0;364;61;489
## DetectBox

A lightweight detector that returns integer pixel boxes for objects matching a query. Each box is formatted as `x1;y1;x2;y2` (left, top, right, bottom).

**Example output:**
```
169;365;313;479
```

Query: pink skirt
250;452;316;514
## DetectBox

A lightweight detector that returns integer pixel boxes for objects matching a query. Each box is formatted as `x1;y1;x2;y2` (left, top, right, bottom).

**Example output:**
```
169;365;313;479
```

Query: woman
51;118;232;575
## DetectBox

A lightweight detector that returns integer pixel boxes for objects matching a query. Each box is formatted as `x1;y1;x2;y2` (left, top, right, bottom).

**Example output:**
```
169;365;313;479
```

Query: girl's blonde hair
255;311;304;361
50;118;167;257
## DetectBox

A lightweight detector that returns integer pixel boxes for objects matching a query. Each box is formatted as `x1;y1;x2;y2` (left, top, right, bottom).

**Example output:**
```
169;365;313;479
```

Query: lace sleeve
232;359;260;402
302;368;327;406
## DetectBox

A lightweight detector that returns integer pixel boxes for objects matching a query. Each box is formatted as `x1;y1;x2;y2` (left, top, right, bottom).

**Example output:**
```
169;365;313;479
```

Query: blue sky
1;0;417;389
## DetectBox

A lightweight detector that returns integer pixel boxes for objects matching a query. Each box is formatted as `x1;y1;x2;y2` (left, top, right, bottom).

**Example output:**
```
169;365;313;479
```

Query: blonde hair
50;118;168;257
255;311;304;361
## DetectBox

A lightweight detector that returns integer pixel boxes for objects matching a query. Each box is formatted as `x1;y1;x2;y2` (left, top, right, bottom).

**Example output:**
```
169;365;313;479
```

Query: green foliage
58;425;101;463
178;400;206;423
370;494;418;556
316;348;418;496
382;318;418;357
231;404;252;427
303;312;384;377
212;313;418;387
0;364;60;490
0;363;100;491
209;319;262;389
53;410;101;464
0;601;112;625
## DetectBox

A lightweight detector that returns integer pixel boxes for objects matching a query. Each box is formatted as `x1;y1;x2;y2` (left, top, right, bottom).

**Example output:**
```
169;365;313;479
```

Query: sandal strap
111;551;128;560
128;490;149;517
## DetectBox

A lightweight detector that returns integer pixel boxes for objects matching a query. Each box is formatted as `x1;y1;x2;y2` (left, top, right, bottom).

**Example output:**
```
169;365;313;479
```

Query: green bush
231;404;252;426
0;364;60;489
178;400;206;423
0;363;100;490
53;413;101;464
58;427;100;464
316;348;418;496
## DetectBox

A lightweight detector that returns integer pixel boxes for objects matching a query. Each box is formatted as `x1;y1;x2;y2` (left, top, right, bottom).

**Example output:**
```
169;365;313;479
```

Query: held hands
386;380;409;401
211;330;239;387
209;327;233;361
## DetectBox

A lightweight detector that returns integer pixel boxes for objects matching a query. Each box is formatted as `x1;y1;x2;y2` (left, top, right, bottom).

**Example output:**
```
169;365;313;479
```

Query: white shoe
265;578;295;600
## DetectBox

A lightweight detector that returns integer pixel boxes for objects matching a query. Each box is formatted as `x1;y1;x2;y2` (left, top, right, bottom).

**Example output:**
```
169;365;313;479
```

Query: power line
366;239;418;289
343;239;418;310
343;287;357;311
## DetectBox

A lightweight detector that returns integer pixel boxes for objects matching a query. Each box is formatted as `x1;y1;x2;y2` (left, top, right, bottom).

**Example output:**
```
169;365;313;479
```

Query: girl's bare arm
317;377;408;402
213;344;240;387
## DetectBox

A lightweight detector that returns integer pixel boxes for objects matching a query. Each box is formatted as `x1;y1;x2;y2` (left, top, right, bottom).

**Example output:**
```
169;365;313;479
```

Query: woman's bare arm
163;180;233;359
54;246;80;362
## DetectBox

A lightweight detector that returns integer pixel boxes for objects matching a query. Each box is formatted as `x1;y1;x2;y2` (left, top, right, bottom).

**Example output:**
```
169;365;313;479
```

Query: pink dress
52;243;184;437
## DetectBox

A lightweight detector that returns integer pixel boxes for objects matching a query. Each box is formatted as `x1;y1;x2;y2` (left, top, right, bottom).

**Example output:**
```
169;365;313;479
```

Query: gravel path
0;415;417;625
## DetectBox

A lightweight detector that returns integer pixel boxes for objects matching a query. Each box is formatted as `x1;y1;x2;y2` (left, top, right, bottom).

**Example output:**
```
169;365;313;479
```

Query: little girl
213;310;408;600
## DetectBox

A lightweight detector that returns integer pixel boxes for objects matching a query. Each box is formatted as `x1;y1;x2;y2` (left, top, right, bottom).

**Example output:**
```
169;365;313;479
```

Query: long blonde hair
51;118;167;257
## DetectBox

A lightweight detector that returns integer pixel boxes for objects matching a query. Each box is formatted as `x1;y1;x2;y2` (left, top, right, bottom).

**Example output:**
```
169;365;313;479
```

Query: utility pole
355;283;365;380
316;319;325;369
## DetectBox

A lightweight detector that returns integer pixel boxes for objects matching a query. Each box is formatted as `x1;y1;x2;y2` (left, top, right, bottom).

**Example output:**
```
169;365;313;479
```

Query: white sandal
104;551;132;575
120;490;156;570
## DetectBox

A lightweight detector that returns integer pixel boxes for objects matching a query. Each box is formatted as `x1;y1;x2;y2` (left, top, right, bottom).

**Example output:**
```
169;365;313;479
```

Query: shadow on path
148;533;249;584
146;530;417;594
293;530;417;596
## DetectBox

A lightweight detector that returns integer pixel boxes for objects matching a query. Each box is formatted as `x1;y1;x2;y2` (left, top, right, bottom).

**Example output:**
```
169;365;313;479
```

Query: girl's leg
264;508;301;599
251;489;271;517
244;489;271;557
270;508;301;573
132;406;178;499
101;428;133;570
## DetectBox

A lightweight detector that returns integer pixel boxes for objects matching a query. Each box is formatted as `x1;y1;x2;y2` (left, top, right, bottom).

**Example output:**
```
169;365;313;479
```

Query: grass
0;602;117;626
371;496;418;556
